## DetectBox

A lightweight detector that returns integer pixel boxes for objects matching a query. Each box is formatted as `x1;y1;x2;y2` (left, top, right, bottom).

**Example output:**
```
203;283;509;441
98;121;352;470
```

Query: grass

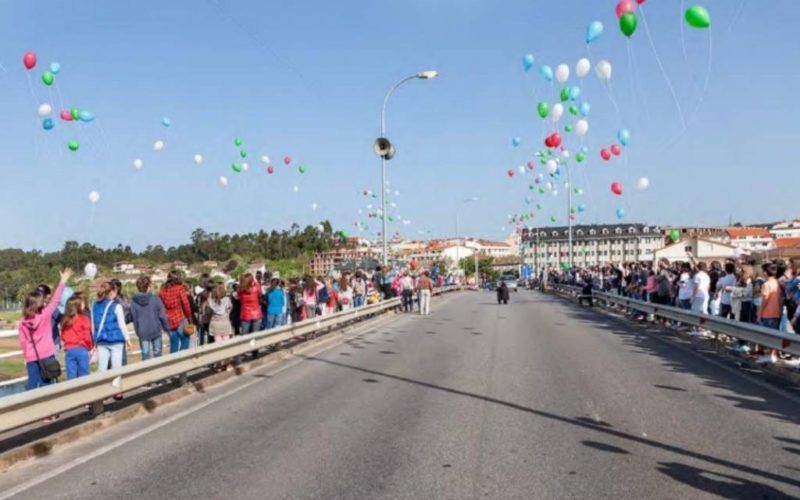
0;310;21;323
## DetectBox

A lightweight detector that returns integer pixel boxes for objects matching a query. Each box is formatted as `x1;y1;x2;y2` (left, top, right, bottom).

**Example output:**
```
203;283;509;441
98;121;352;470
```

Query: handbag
24;323;61;382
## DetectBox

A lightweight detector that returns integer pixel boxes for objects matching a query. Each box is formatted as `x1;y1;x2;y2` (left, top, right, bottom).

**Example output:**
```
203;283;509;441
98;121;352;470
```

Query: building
725;227;774;252
759;237;800;260
112;261;138;274
309;238;380;275
770;219;800;239
521;224;664;269
654;237;738;264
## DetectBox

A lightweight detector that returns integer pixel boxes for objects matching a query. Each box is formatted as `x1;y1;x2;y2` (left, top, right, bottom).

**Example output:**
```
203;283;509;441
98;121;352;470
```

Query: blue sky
0;0;796;250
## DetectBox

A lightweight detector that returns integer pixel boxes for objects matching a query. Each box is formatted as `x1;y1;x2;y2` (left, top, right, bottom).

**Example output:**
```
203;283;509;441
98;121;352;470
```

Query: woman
92;281;132;383
237;273;263;334
324;278;339;316
302;276;321;319
338;277;353;312
207;283;234;341
18;268;72;390
159;271;194;353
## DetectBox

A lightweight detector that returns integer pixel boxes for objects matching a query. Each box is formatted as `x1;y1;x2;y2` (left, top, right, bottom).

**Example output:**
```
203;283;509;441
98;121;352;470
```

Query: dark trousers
719;303;734;320
402;290;413;311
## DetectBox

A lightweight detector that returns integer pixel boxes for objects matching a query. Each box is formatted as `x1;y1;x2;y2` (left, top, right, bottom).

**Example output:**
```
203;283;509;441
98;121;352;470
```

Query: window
552;231;558;237
628;227;636;234
602;228;609;235
590;229;597;235
615;228;622;235
576;229;584;236
643;227;650;233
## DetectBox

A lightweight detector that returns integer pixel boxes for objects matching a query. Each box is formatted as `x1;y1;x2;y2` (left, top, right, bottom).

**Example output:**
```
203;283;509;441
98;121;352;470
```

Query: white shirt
401;276;414;290
678;272;694;300
693;271;710;300
717;273;737;305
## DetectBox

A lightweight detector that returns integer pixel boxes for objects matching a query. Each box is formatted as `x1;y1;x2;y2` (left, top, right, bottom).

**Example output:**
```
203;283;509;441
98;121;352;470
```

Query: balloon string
727;0;746;33
688;28;713;120
639;6;687;130
677;1;700;98
586;44;620;117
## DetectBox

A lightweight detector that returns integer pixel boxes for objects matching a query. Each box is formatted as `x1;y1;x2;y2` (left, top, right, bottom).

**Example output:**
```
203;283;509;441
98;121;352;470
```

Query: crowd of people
16;265;443;397
544;253;800;365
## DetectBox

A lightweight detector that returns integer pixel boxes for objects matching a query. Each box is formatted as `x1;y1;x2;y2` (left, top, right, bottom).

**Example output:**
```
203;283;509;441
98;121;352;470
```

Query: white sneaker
755;354;777;365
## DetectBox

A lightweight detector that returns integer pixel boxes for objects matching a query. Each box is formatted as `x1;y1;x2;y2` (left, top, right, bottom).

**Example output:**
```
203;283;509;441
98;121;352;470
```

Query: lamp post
454;197;479;281
378;70;439;267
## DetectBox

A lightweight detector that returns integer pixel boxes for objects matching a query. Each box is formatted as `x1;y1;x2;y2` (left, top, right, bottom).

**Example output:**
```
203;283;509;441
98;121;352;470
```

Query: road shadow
656;462;796;500
581;440;629;454
654;384;688;392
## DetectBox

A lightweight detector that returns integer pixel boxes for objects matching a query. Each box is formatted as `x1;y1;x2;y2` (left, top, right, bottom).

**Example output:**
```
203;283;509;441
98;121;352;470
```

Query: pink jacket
18;282;65;363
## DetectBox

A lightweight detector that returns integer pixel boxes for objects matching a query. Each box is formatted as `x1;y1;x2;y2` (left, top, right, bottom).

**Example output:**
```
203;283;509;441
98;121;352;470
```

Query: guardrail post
177;372;188;387
90;400;104;417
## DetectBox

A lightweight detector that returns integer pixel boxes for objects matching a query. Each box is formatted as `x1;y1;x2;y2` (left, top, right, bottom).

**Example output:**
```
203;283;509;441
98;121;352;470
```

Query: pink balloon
59;110;73;122
600;148;611;161
610;144;622;156
611;182;623;195
615;0;636;18
507;169;515;178
22;51;36;70
267;165;274;174
283;156;291;165
636;0;646;4
527;161;535;170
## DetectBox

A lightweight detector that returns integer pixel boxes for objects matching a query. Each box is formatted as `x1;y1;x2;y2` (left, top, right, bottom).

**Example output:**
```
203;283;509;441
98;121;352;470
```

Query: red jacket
62;314;93;351
159;285;193;330
239;284;264;321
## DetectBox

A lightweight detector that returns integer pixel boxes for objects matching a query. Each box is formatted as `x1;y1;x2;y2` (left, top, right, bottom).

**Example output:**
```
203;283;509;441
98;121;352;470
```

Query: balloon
60;110;73;121
70;107;80;120
564;125;573;133
601;148;611;161
133;158;143;170
23;51;37;70
42;118;54;131
551;103;564;123
239;149;247;159
595;60;612;81
219;176;228;186
84;263;97;279
636;177;649;190
241;162;249;172
41;71;54;86
617;129;631;146
670;228;680;242
522;54;535;72
162;117;171;127
234;137;243;146
550;133;562;148
292;185;299;193
153;140;165;151
518;165;526;174
298;164;306;174
527;161;535;170
560;87;570;102
512;137;521;147
79;110;95;122
611;182;623;195
231;162;242;173
615;207;626;219
311;202;318;210
88;191;100;204
575;119;589;136
267;165;275;174
507;168;515;178
620;12;637;37
193;154;203;165
37;103;52;117
616;0;636;18
580;102;591;117
550;215;557;223
283;156;291;165
578;204;586;213
68;140;79;152
586;21;604;44
576;151;586;163
568;105;578;116
539;65;553;82
537;101;549;119
50;62;61;74
569;86;581;100
685;5;711;28
576;58;591;78
546;159;558;174
260;155;270;165
610;144;622;156
555;64;570;83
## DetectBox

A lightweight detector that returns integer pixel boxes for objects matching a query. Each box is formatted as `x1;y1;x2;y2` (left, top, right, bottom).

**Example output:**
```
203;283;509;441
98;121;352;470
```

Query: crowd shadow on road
298;354;800;495
531;293;800;427
656;462;796;500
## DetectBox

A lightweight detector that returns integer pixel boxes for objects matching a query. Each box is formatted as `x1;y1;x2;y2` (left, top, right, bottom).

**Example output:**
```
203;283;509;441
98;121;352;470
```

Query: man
352;271;367;308
691;262;710;315
400;272;414;312
716;262;737;320
416;271;434;316
371;266;384;300
655;259;673;306
758;263;783;364
677;263;694;310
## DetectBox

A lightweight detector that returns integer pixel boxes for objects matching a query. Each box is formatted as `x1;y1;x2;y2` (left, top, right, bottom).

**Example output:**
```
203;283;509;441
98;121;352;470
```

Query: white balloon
367;204;373;209
394;190;400;196
518;165;526;174
551;103;564;123
390;201;397;208
153;140;165;151
555;64;570;83
293;185;299;193
561;150;570;159
193;154;203;165
575;58;591;78
132;158;143;170
636;177;650;190
88;191;100;204
260;155;270;165
311;202;318;210
84;262;97;279
37;103;53;117
552;190;559;197
546;159;558;174
219;176;228;186
595;60;612;81
241;162;249;172
575;119;589;136
357;209;363;214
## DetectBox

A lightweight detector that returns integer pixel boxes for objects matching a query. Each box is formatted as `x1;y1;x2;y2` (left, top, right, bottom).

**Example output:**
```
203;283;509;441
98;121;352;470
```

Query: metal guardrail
549;283;799;357
0;287;457;433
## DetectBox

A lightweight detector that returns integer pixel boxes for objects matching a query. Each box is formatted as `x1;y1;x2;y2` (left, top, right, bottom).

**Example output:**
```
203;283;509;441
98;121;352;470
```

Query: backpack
317;286;330;304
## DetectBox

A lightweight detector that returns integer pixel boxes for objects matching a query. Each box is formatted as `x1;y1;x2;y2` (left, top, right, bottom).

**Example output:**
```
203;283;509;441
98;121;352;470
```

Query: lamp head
417;70;439;80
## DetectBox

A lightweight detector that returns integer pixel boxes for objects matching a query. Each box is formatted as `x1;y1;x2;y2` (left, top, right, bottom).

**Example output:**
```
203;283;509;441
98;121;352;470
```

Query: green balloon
573;187;580;194
538;187;545;195
620;12;637;37
240;149;247;158
41;71;54;86
550;215;557;223
581;246;588;253
528;184;534;190
298;164;306;174
576;152;586;163
67;140;79;152
568;105;578;116
685;5;710;29
564;125;573;133
234;137;243;147
570;207;576;214
231;162;242;173
537;102;549;119
70;107;80;120
536;203;542;210
560;87;570;102
388;216;394;222
670;228;681;242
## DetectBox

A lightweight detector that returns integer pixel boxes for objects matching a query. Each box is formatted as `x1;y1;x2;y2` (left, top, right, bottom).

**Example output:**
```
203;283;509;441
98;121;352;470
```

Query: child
131;276;170;360
61;295;93;379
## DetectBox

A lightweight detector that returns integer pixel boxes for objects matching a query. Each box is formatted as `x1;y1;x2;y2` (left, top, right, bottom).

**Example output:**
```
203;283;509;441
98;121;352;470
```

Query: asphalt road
1;291;799;500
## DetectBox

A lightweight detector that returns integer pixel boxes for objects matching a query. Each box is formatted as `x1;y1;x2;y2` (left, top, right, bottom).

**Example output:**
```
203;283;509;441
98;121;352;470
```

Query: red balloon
611;182;623;195
636;0;646;4
615;0;636;18
507;168;515;178
59;110;73;121
267;165;275;174
283;156;291;165
550;133;562;148
600;148;611;161
22;51;37;70
527;161;535;170
610;144;622;156
544;136;553;148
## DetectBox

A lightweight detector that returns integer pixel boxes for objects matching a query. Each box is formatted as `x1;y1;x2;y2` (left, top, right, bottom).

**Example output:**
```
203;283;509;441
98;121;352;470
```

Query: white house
654;237;738;263
725;227;774;252
770;219;800;239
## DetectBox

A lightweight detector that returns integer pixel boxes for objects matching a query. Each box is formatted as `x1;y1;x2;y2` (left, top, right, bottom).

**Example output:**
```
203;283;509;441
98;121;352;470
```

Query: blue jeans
761;318;780;330
65;347;90;380
353;295;365;308
265;314;283;329
140;337;163;360
25;356;57;390
240;320;260;334
169;321;190;353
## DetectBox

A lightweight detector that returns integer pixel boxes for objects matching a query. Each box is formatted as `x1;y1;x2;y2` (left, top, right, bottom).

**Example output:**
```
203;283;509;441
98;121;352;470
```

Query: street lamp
454;197;479;282
376;70;439;266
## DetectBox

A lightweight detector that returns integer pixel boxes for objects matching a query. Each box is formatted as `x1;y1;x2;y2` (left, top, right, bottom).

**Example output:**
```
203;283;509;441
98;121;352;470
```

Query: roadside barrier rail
0;287;456;433
548;283;799;357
